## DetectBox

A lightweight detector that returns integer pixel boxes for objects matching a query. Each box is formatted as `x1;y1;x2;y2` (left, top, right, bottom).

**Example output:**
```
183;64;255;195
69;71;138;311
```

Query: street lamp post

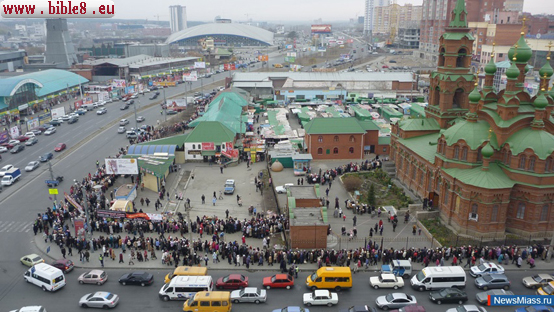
162;86;167;122
74;179;93;253
133;98;139;130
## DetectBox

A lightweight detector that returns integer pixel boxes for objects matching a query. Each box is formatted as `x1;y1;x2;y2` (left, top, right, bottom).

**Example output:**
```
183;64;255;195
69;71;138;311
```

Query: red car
216;274;249;290
15;135;30;142
54;143;66;152
51;259;74;273
382;65;389;69
262;274;294;290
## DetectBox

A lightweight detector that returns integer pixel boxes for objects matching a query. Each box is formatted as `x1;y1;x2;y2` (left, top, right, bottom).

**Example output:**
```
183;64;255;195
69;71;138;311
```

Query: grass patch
345;169;413;209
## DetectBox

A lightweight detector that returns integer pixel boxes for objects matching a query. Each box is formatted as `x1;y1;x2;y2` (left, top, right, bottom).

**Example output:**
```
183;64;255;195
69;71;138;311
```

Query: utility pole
133;98;139;130
75;180;93;253
162;87;167;122
48;161;57;202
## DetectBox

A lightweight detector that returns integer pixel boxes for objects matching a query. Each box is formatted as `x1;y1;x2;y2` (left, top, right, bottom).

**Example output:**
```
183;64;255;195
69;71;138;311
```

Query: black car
118;271;154;286
49;120;62;126
149;95;157;100
39;152;54;162
10;144;25;154
67;117;78;124
339;305;375;312
120;105;129;110
429;288;468;305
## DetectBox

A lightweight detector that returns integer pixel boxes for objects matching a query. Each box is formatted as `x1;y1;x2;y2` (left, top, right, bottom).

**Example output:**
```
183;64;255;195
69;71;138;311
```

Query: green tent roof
184;121;235;145
359;120;381;131
188;91;248;133
396;133;440;164
378;137;391;145
443;162;515;189
442;119;498;150
123;155;175;179
304;117;366;134
398;118;440;131
137;134;188;148
504;128;554;160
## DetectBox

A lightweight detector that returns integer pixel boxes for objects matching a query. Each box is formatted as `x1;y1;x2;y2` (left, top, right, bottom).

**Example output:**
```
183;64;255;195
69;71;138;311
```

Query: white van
410;266;466;291
126;131;137;139
81;104;95;111
158;275;213;301
23;263;66;292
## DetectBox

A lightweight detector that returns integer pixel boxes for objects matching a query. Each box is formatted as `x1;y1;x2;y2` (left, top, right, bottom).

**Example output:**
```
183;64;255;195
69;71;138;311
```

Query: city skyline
45;0;551;22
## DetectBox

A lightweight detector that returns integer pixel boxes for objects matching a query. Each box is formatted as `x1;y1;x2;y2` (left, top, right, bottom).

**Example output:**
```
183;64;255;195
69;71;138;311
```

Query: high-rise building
45;19;78;69
169;5;187;34
372;3;422;36
364;0;390;36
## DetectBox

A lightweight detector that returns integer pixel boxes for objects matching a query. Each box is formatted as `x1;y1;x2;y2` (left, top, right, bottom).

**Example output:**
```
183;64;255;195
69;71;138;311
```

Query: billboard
311;24;332;33
0;130;8;144
51;107;65;119
74;218;85;237
112;79;126;88
38;112;52;125
105;158;139;175
202;142;215;150
167;99;187;110
194;62;206;69
27;118;39;131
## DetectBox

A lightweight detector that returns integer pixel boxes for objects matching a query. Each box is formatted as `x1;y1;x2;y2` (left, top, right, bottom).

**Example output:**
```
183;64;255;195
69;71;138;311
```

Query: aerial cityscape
1;0;554;311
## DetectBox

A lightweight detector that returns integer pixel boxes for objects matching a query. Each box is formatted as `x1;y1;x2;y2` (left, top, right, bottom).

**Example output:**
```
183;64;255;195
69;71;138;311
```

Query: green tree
367;183;376;206
286;31;298;40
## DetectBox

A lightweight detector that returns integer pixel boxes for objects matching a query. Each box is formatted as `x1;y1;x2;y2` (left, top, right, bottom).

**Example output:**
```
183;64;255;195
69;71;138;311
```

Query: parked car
275;183;294;194
470;263;505;277
20;253;44;267
79;291;119;309
60;115;70;121
224;179;236;195
230;287;267;304
51;259;74;273
370;273;405;290
375;293;417;310
25;161;40;172
445;305;487;312
39;152;54;162
5;139;20;148
78;270;108;285
263;274;294;289
96;108;107;115
429;288;468;305
216;274;249;289
303;289;338;306
522;274;554;289
15;135;30;142
25;137;38;146
118;271;154;286
54;143;66;152
30;128;44;135
0;146;7;153
475;274;511;290
44;127;56;135
10;144;25;154
475;289;514;305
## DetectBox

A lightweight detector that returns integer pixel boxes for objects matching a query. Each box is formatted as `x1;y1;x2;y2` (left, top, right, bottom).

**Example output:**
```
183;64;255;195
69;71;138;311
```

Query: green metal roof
137;134;188;148
398;118;440;131
448;0;468;28
188;91;248;133
304;117;366;134
351;104;372;120
123;155;174;179
378;136;391;145
443;162;515;189
184;121;235;145
0;69;89;97
358;120;381;131
409;104;426;117
503;127;554;159
325;106;341;117
442;32;474;41
442;119;498;150
396;133;440;164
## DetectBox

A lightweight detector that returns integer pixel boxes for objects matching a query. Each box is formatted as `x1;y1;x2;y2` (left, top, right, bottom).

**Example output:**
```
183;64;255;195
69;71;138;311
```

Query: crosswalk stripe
0;221;32;233
0;221;15;232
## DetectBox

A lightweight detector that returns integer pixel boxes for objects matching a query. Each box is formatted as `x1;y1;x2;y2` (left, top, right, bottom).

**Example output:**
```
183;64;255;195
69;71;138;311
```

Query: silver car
79;291;119;309
375;293;417;310
231;287;267;304
25;161;40;172
25;137;38;146
475;289;513;305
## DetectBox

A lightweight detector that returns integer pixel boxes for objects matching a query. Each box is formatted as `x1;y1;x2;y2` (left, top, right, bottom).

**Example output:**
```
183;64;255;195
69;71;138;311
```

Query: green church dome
515;35;533;63
539;61;553;78
484;57;497;75
481;142;494;158
534;92;549;109
506;60;520;79
469;85;481;103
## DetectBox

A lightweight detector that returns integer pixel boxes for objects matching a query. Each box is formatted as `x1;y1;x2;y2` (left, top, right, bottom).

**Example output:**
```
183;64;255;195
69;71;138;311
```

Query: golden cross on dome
513;44;518;61
521;16;527;35
547;41;552;59
488;128;493;140
491;42;496;59
474;69;479;86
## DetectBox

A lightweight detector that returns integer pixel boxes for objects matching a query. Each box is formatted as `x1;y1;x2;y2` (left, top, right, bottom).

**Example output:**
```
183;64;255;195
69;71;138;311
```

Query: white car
69;113;79;119
369;273;405;289
303;289;338;307
119;119;129;126
7;139;20;145
96;108;107;115
470;263;505;277
375;293;417;310
118;126;126;134
60;115;70;121
9;306;46;312
25;161;40;172
0;164;14;176
44;127;56;135
79;291;119;309
230;287;267;304
275;183;294;194
136;116;145;122
446;305;488;312
0;146;8;153
24;132;36;138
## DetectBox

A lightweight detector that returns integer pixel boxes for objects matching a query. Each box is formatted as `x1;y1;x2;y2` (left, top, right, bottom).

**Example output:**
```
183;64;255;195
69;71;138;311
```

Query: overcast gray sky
112;0;548;22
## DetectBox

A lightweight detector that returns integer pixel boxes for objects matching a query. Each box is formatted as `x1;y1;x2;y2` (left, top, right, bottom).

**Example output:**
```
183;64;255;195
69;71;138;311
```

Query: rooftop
290;207;327;226
396;133;441;164
232;72;414;83
83;55;198;68
289;185;319;199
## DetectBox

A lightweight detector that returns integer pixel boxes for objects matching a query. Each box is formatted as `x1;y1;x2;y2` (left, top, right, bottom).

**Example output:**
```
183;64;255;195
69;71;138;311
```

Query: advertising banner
125;86;135;94
74;100;83;109
27;118;39;131
167;99;187;110
9;126;19;138
201;142;215;150
224;64;230;70
183;73;197;81
226;142;233;151
112;79;126;88
105;158;139;175
194;62;206;69
51;107;65;119
65;192;84;214
96;210;126;218
0;131;8;144
347;39;354;43
74;218;85;238
231;64;236;70
38;112;52;125
311;24;332;33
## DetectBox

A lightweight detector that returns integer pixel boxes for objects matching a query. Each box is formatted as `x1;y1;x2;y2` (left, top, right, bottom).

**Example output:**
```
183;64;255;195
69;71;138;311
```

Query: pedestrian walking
140;198;144;206
212;196;216;206
61;247;66;259
119;252;124;263
325;188;329;197
295;265;299;278
145;198;150;207
128;252;135;265
99;254;104;267
353;215;357;226
201;194;205;204
220;165;224;174
225;209;229;218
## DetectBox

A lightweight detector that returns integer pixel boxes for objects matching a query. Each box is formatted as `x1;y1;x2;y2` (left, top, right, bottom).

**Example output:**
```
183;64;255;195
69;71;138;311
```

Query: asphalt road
2;268;541;311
